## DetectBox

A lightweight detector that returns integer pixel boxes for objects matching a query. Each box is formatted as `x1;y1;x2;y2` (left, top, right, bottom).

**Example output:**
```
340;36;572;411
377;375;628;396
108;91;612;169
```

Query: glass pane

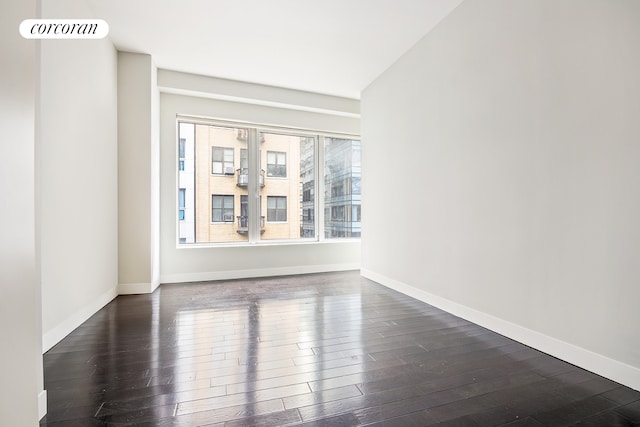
324;137;361;239
178;123;249;243
212;148;223;161
224;149;233;162
352;177;361;195
177;122;196;243
240;149;248;170
224;206;234;220
261;133;315;239
223;196;233;208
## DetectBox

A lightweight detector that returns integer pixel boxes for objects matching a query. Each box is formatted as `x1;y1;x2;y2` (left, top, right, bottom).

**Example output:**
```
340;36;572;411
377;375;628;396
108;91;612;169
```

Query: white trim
162;87;361;118
158;69;360;118
38;390;47;421
161;263;360;284
42;286;117;353
361;268;640;392
118;281;160;295
175;114;360;140
176;238;359;250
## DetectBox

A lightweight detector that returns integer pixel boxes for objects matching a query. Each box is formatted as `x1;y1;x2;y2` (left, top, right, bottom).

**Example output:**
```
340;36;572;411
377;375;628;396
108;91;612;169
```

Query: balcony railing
236;168;265;187
236;216;266;234
236;129;248;142
236;129;265;143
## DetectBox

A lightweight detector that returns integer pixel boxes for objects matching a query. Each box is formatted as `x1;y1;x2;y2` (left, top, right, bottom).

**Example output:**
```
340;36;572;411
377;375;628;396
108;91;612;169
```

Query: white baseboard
118;281;160;295
38;390;47;421
160;263;360;284
361;268;640;392
42;286;117;353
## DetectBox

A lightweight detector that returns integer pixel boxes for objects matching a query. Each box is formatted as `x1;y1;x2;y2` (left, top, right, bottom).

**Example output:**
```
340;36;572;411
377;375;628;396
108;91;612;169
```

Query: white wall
159;77;361;283
362;0;640;390
0;0;44;424
40;0;119;351
118;52;161;294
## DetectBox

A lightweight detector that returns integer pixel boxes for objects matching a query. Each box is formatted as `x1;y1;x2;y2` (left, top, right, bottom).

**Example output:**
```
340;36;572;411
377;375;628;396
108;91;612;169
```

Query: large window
177;119;360;244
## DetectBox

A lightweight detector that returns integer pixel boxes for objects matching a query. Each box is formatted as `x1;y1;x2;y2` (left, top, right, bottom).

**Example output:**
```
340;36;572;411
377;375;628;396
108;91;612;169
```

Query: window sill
176;238;360;249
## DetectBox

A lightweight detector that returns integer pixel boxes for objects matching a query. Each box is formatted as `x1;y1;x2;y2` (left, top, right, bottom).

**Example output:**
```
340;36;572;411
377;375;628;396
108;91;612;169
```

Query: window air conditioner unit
224;166;235;175
223;214;234;222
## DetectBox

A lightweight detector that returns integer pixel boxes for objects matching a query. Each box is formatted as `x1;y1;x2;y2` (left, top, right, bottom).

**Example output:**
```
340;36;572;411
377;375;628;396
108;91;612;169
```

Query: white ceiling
85;0;463;99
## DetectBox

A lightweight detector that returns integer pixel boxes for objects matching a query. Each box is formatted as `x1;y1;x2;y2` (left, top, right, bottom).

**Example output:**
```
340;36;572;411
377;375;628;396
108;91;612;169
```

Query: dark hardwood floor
41;271;640;426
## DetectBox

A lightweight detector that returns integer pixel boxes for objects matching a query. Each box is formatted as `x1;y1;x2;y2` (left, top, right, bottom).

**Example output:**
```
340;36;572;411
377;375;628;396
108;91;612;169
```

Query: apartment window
212;195;234;222
303;189;312;202
178;188;186;220
212;147;234;175
267;196;287;222
240;148;248;171
352;177;361;195
331;205;345;221
331;182;344;197
266;151;286;177
303;208;314;221
234;195;248;233
177;119;358;244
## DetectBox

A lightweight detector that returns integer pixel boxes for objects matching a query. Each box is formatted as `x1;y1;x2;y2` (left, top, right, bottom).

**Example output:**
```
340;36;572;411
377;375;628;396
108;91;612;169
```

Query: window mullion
317;134;324;241
248;128;260;243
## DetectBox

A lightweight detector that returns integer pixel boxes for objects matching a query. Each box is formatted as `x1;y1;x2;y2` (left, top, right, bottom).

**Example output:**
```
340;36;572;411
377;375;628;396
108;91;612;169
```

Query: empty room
2;0;640;425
